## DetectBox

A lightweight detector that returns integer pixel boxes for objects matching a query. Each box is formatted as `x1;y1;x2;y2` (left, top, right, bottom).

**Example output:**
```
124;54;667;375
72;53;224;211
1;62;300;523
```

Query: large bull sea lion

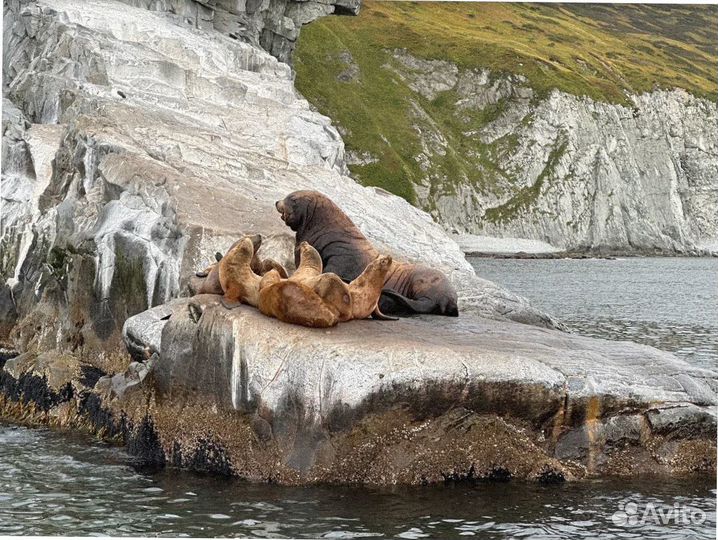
276;191;459;316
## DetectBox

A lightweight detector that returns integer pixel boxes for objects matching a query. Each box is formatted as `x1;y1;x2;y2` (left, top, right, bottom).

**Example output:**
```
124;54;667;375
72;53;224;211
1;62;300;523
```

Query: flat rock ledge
3;297;715;485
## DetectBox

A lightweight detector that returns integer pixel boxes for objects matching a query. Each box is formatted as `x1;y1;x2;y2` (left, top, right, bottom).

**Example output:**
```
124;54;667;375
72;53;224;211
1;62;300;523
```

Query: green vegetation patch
484;138;568;224
295;2;717;204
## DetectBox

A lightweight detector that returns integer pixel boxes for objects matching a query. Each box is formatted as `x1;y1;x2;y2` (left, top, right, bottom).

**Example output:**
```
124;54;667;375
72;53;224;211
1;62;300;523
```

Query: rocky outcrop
372;50;718;254
2;0;714;487
1;0;562;358
2;295;716;484
116;0;360;64
132;295;716;483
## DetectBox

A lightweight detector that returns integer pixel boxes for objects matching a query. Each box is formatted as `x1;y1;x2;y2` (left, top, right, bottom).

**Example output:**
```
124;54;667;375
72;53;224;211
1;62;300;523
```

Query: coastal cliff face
1;0;716;485
294;2;718;254
1;0;558;358
393;59;718;254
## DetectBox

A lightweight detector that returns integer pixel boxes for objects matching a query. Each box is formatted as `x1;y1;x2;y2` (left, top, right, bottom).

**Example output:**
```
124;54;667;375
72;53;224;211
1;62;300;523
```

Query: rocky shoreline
464;250;718;260
454;234;718;259
1;295;716;485
1;0;716;487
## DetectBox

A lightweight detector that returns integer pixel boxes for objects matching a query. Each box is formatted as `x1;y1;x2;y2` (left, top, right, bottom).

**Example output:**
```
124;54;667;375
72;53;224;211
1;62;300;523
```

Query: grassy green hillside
294;2;717;203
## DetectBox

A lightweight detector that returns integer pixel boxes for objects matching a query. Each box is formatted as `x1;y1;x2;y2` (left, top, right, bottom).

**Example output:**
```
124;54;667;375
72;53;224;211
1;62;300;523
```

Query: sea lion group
191;190;458;328
276;190;459;317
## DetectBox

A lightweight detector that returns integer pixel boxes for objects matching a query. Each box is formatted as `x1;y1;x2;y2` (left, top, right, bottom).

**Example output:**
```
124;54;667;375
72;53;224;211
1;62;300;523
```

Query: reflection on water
470;256;718;369
1;256;716;538
0;422;715;538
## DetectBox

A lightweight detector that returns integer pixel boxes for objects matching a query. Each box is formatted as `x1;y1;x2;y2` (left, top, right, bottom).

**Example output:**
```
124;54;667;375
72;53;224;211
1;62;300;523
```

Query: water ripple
0;423;713;539
0;258;715;538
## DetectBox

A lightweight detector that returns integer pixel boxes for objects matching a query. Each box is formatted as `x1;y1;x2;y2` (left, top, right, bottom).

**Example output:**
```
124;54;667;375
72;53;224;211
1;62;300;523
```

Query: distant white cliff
387;50;718;254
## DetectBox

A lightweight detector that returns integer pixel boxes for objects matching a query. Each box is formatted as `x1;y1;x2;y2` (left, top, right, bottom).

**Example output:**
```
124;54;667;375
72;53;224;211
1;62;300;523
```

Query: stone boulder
109;295;717;484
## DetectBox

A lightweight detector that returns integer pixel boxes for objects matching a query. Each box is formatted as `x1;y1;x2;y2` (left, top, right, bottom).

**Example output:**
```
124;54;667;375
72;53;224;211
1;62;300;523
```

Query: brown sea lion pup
258;273;339;328
276;190;459;316
218;236;261;308
286;242;352;321
347;254;395;320
195;235;287;295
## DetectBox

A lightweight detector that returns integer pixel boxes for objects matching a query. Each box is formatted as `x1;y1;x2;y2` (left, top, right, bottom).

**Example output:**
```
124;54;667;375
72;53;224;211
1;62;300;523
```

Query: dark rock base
0;349;714;486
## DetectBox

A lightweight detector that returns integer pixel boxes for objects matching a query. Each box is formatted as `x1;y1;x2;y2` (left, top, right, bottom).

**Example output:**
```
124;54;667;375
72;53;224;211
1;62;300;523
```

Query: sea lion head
360;254;393;286
370;254;393;276
276;190;332;232
376;254;392;271
276;192;306;230
248;233;262;252
298;241;314;258
234;236;255;263
296;241;323;274
411;269;459;317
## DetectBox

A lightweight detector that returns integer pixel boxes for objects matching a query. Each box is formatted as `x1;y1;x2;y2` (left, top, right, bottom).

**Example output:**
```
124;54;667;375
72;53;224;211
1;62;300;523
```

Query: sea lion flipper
380;289;435;315
220;298;243;310
371;306;399;321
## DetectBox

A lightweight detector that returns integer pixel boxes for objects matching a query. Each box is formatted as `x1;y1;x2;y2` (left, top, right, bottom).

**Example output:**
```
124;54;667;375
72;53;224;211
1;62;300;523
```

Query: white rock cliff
386;50;718;254
1;0;560;355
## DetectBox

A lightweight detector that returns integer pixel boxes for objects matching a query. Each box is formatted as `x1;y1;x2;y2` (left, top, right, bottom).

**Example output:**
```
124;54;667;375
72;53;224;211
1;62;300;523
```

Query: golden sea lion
195;234;287;295
218;236;261;308
286;242;352;321
347;254;395;320
301;272;353;322
258;278;339;328
289;241;323;282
